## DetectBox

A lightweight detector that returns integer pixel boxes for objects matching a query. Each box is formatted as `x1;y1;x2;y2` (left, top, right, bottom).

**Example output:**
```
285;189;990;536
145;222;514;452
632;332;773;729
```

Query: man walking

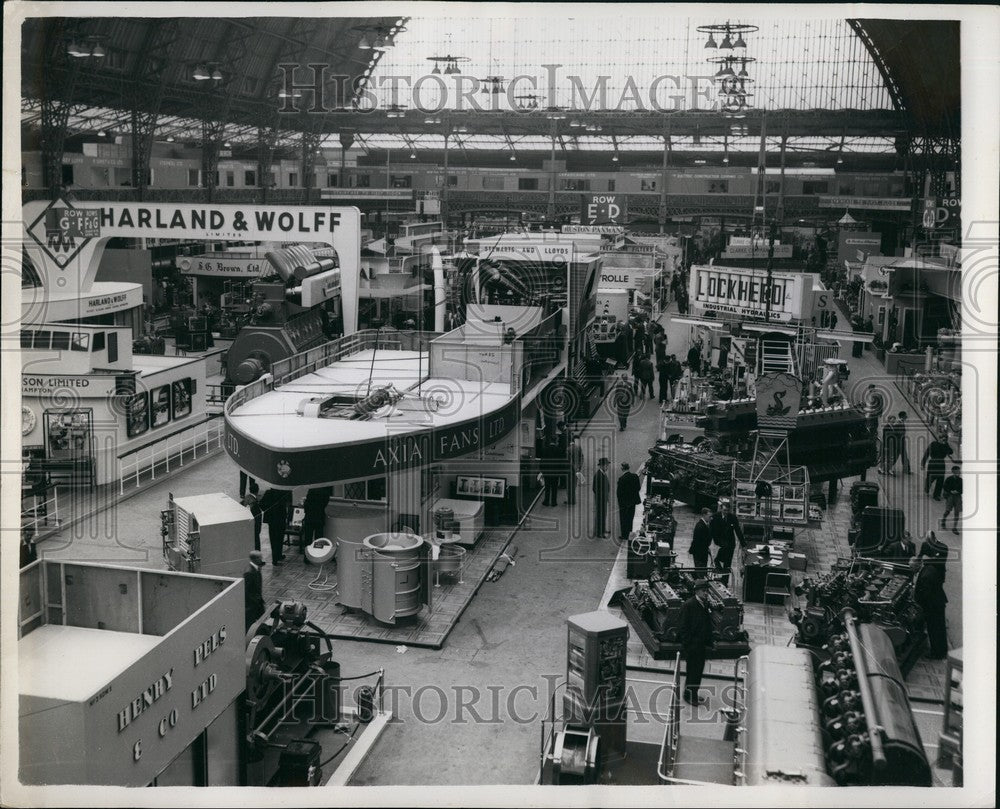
940;465;962;534
922;432;954;500
243;550;267;631
710;499;745;586
616;462;642;542
913;537;949;659
567;433;584;506
657;354;671;404
612;375;634;431
689;508;714;570
679;579;715;705
244;491;263;552
592;457;611;538
666;355;684;401
878;414;902;475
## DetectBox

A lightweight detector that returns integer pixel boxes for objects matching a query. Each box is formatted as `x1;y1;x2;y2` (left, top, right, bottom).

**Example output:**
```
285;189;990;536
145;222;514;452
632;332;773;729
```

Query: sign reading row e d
582;194;621;225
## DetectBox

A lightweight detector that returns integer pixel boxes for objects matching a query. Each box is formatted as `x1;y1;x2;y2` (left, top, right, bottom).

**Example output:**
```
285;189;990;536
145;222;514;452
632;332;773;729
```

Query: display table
741;543;792;604
433;498;485;546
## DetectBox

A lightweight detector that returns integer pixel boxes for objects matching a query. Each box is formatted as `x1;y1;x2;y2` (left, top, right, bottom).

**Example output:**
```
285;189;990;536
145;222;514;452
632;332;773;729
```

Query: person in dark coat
878;415;904;475
882;530;916;566
688;508;714;570
686;342;702;377
612;375;634;431
710;500;745;585
244;491;263;552
567;433;584;506
913;537;949;658
244;550;267;631
679;579;716;704
940;465;962;534
300;486;332;551
592;457;611;538
542;426;568;506
260;488;291;565
636;354;655;399
656;355;671;404
921;433;954;500
666;355;684;401
616;462;642;542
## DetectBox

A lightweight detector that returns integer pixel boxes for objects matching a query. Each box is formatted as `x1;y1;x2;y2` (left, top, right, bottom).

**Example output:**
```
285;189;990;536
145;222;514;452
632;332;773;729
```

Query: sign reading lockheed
224;394;523;487
689;265;807;322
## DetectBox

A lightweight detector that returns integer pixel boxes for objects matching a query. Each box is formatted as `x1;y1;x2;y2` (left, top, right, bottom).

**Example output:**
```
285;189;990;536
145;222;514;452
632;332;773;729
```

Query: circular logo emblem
22;406;37;436
276;460;291;479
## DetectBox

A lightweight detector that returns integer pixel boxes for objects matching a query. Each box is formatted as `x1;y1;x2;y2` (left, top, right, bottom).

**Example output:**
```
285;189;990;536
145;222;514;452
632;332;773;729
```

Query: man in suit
689;508;714;570
710;499;745;586
244;550;267;631
592;457;611;538
300;486;332;552
913;537;949;659
679;579;716;705
612;375;634;431
260;488;291;565
616;462;642;542
243;491;263;552
567;433;584;506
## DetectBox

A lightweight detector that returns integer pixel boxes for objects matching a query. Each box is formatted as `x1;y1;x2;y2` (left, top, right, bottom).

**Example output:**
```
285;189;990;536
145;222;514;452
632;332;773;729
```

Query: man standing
567;433;584;506
592;457;611;538
710;499;745;586
940;465;962;535
612;375;634;431
616;462;642;542
913;537;949;659
244;550;267;631
922;432;954;500
687;342;702;377
657;355;671;404
689;508;714;570
862;383;886;436
878;414;902;475
636;353;655;400
244;491;263;552
679;579;715;705
666;355;684;401
260;488;291;565
300;486;332;551
896;411;913;474
830;311;839;330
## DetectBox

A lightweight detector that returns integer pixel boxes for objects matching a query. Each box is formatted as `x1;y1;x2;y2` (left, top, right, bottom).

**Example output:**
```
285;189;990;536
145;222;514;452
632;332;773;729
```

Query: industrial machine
222;245;341;389
644;442;733;507
161;492;254;578
614;568;751;660
542;612;629;784
625;493;676;579
244;600;386;787
335;532;433;625
788;556;926;674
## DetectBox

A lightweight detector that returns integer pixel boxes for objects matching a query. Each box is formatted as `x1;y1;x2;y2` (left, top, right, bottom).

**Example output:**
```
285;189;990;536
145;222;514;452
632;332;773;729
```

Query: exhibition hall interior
6;5;997;802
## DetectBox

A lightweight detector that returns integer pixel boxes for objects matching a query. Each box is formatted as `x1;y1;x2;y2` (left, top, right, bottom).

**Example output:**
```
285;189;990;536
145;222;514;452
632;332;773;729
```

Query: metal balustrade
117;418;225;495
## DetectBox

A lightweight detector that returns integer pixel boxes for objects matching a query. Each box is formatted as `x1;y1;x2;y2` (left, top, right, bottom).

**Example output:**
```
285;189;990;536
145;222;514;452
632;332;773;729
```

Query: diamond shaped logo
26;197;98;269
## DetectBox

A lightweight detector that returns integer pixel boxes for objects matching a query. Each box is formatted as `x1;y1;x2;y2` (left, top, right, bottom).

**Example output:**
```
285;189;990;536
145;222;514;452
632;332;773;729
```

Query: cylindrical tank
436;544;465;578
336;536;366;610
363;532;424;620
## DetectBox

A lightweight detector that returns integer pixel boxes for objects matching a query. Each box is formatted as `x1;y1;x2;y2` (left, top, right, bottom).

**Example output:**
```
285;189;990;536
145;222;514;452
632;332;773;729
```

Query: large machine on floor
222;245;341;389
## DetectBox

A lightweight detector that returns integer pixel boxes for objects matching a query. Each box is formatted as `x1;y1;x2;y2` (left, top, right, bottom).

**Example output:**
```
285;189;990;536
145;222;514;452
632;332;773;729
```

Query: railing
205;384;228;409
21;487;61;536
117;418;225;495
225;329;406;416
656;653;683;783
731;655;750;786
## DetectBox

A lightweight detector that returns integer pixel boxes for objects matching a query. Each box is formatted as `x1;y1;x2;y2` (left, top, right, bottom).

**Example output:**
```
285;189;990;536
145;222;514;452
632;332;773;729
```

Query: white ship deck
227;349;514;451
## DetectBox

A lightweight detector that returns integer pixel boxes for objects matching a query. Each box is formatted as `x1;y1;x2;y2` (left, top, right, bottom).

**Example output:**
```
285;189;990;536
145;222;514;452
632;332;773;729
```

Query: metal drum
436;544;465;580
362;532;425;621
335;536;366;610
434;507;455;540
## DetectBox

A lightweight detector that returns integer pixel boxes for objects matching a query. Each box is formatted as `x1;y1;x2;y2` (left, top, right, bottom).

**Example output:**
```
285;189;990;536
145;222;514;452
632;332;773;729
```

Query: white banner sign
562;225;625;235
320;189;414;200
178;257;265;276
818;196;913;211
722;243;794;259
690;265;807;322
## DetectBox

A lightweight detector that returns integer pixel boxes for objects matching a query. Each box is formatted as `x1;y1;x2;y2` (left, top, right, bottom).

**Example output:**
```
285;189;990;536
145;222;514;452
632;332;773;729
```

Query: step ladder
758;339;798;377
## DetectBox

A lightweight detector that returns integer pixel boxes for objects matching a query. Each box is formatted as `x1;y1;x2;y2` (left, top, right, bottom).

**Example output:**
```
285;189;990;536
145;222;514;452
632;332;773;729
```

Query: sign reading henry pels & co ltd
689;265;809;323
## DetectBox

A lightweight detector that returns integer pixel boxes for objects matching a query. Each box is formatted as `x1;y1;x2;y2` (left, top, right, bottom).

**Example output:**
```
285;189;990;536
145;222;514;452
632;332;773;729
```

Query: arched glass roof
368;16;895;115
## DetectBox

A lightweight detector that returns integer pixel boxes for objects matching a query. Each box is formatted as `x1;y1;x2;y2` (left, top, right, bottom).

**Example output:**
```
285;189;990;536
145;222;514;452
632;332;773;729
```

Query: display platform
264;521;521;648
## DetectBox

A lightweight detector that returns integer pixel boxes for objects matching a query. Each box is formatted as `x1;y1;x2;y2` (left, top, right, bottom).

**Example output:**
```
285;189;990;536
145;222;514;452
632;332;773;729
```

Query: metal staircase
758;339;798;377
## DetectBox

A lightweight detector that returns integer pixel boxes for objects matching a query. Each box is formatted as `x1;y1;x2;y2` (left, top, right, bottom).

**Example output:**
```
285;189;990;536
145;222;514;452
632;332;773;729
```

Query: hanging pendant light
91;42;106;59
612;153;619;162
705;33;718;48
734;33;747;49
431;63;441;75
510;152;517;161
211;67;223;82
720;32;733;49
359;33;372;49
